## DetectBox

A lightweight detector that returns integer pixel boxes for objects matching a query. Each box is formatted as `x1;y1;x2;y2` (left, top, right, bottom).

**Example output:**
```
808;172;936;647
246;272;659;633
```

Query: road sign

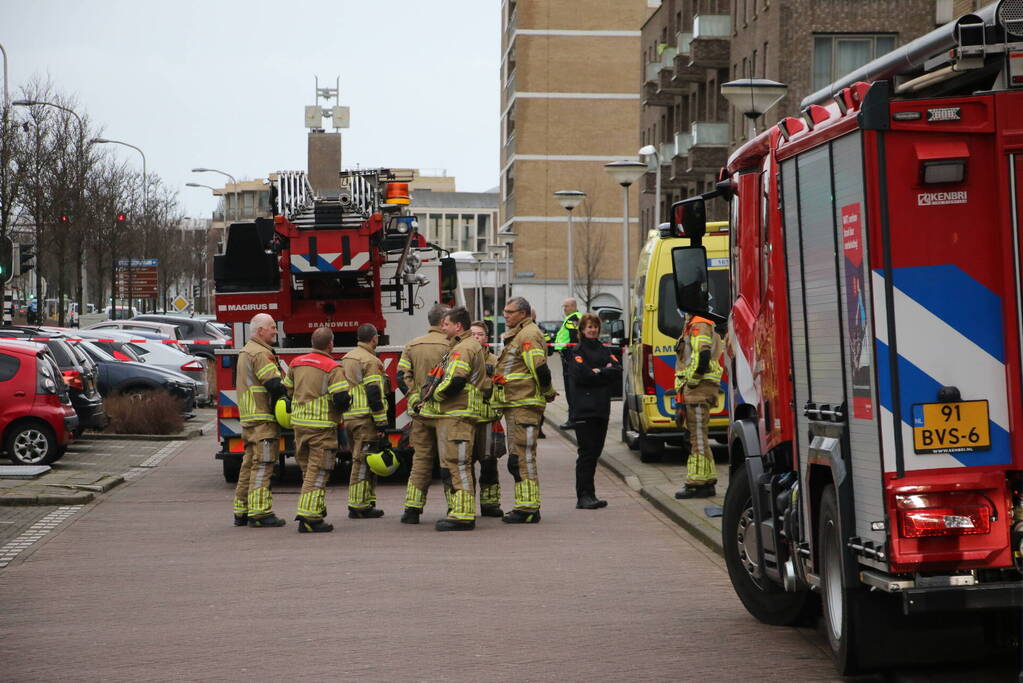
117;258;159;267
172;296;190;312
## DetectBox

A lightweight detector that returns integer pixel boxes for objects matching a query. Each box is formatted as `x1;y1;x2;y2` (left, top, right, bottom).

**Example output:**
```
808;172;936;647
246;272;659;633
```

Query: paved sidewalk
548;360;727;555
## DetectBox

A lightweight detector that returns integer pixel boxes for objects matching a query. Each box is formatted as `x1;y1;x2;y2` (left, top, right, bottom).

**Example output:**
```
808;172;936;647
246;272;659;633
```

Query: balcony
659;142;675;163
688;121;730;173
672;53;706;85
676;31;693;56
645;61;662;84
692;14;731;38
660;46;677;70
642;80;674;108
674;132;693;157
503;71;517;106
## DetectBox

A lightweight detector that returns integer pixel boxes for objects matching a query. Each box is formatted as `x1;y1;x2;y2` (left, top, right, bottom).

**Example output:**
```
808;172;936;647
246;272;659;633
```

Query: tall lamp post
638;144;661;229
0;42;8;107
91;138;147;318
603;160;647;395
14;99;89;326
553;190;585;302
192;167;240;222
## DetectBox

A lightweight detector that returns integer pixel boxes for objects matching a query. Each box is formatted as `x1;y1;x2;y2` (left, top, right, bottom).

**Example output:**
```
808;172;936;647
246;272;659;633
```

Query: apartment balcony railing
503;71;517;106
659;46;677;70
676;31;693;56
691;121;729;146
645;61;662;83
659;142;675;164
674;132;693;157
692;14;731;38
642;81;674;107
688;121;730;172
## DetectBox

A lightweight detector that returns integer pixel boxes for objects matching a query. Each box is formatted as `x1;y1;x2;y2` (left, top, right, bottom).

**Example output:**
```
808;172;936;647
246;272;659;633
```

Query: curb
81;429;202;442
0;490;94;506
544;413;724;557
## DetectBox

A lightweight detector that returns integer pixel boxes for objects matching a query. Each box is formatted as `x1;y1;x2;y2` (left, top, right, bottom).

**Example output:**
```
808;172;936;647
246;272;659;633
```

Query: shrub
104;390;185;435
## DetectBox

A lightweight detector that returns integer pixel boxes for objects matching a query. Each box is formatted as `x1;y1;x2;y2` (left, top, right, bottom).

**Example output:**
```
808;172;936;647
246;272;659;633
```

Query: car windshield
66;341;97;371
44;339;75;368
77;340;116;362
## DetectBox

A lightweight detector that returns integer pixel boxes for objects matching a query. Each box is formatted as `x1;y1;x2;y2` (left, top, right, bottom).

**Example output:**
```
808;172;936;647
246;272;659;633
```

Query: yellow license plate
911;400;991;454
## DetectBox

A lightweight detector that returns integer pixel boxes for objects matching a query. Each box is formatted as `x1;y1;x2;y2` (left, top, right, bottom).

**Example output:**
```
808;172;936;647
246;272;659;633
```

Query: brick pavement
0;426;845;682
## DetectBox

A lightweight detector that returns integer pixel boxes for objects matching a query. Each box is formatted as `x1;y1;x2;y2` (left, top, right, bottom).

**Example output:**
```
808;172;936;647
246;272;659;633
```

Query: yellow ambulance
622;222;729;462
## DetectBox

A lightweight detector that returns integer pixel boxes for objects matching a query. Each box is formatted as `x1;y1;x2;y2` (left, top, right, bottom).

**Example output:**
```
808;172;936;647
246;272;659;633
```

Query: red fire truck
212;169;458;482
670;4;1022;674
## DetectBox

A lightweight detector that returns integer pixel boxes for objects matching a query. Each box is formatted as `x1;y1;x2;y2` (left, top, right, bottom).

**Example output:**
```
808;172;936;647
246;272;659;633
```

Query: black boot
480;505;504;518
435;518;475;531
400;507;421;524
296;516;334;533
248;513;286;527
502;509;541;524
576;495;605;510
233;514;248;527
675;483;716;499
349;506;385;519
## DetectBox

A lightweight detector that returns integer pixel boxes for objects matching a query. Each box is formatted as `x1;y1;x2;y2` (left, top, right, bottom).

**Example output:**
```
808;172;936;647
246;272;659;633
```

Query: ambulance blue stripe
875;340;1011;466
888;265;1004;363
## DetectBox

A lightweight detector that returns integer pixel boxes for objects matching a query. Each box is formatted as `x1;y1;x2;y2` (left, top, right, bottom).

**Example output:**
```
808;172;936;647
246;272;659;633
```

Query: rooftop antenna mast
305;76;350;132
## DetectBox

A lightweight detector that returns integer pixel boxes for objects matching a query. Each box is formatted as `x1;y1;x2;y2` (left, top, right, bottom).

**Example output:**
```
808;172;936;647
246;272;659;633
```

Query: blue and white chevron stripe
873;265;1011;471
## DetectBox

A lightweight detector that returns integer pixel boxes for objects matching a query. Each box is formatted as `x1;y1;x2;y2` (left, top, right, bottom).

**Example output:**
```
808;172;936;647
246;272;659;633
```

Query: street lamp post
14;99;89;326
638;144;661;229
192;167;240;222
91;138;147;318
720;78;788;138
554;190;585;302
604;160;647;396
0;42;9;107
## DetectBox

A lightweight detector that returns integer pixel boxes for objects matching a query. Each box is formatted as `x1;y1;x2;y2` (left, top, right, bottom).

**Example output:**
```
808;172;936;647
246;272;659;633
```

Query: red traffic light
60;215;70;223
116;213;126;222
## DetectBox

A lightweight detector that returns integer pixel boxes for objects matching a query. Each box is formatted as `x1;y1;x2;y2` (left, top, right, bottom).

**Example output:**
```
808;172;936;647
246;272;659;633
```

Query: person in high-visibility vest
674;314;724;499
396;304;451;525
282;326;350;533
493;296;557;523
432;306;489;531
233;313;287;527
341;323;390;517
554;298;582;429
470;319;505;517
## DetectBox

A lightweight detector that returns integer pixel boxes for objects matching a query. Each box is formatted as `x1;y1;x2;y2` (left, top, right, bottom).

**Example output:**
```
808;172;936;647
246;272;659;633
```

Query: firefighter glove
696;349;711;376
332;391;351;413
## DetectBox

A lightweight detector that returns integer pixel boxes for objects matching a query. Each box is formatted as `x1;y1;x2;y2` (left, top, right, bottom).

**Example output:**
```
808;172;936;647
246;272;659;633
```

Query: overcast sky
2;0;501;218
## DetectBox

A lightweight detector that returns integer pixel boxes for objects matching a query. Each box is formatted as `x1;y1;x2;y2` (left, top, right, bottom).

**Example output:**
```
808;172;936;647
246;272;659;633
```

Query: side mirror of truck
671;245;726;325
670;197;707;240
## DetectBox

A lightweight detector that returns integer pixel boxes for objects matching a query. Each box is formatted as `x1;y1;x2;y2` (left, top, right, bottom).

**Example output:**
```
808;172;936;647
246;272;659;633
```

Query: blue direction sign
117;258;159;267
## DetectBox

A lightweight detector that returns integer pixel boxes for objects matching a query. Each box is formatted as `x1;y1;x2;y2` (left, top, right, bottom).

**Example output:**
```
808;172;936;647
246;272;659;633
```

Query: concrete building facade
500;0;654;320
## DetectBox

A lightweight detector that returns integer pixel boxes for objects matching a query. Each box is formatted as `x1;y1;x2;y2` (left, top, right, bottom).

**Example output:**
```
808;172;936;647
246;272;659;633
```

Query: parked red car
0;341;78;465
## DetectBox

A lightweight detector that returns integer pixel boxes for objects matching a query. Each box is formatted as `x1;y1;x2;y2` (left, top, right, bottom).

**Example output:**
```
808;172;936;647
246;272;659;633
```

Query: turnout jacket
675;316;724;393
283;349;350;429
567;337;622;420
396;326;450;415
433;331;489;420
237;337;282;425
341;342;389;426
476;350;502;423
493;319;555;409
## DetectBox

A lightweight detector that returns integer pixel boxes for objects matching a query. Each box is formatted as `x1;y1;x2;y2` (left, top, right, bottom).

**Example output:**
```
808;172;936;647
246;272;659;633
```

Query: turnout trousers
294;426;337;520
346;417;379;510
683;383;718;486
437;417;476;521
403;417;439;510
234;422;279;518
504;406;544;512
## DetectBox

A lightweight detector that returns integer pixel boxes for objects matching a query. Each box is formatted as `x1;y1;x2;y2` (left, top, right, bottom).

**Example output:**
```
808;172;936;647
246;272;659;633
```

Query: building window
813;34;896;91
243;192;255;218
763;41;768;77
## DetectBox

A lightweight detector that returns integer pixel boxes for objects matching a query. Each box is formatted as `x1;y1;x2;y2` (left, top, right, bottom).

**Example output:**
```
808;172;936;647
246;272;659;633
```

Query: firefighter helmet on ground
274;398;293;429
365;440;400;477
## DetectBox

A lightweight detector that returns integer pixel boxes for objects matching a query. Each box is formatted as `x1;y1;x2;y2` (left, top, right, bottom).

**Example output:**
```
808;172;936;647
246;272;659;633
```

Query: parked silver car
74;329;210;405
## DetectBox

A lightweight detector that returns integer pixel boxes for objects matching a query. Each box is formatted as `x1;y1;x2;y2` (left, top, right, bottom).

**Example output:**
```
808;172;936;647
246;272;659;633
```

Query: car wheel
5;422;59;466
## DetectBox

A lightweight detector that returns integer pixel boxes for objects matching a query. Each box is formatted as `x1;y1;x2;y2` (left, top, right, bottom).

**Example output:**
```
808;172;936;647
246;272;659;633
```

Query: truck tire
638;434;663;463
819;484;887;675
222;458;241;483
723;465;814;626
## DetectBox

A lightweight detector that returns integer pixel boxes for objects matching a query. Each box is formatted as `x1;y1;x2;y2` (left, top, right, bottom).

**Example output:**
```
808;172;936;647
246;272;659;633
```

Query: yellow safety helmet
274;398;292;429
365;442;400;477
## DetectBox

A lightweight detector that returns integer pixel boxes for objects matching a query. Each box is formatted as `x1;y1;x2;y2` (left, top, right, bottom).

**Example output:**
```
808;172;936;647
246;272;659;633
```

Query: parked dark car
0;326;106;431
0;340;78;465
537;320;560;356
130;315;231;359
72;340;197;414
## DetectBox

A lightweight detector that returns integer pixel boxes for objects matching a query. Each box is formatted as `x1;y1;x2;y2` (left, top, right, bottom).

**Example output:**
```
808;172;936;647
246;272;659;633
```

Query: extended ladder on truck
669;2;1023;675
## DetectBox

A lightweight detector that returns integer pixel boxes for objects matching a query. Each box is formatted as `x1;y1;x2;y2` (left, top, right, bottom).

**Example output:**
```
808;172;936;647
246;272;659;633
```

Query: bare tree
573;191;606;310
0;99;28;314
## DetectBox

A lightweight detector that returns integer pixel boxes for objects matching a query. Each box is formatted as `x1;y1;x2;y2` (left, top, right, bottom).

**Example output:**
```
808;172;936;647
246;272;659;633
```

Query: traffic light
60;215;70;225
18;244;35;276
192;284;201;297
116;213;126;223
0;236;12;283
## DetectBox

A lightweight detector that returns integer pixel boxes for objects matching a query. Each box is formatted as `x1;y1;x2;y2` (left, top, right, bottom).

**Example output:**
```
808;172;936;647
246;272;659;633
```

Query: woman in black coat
567;312;622;509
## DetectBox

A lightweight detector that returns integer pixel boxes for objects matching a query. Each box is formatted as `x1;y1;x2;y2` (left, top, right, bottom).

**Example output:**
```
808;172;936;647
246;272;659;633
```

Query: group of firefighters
231;296;557;533
229;293;722;533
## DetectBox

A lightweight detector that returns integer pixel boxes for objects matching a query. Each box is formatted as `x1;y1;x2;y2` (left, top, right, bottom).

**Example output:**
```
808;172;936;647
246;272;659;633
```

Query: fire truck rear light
228;438;243;453
219;405;239;419
899;505;991;537
922;160;966;184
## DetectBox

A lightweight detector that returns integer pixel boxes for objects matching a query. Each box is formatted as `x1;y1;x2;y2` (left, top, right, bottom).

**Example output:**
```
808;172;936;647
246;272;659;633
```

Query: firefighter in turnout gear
432;306;489;531
234;313;288;527
471;320;505;517
282;327;351;533
493;297;556;524
341;323;390;518
674;314;723;499
396;304;451;525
